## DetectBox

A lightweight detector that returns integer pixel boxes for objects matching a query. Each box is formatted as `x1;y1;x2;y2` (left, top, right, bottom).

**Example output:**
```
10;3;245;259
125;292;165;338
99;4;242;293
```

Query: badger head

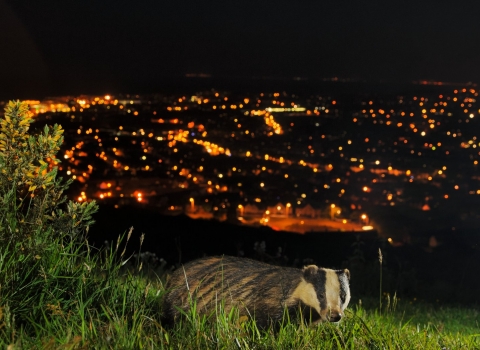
301;265;351;323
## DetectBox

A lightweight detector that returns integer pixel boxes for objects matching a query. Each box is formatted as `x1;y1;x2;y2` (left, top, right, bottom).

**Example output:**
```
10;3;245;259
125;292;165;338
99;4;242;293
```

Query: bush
0;100;98;251
0;100;99;330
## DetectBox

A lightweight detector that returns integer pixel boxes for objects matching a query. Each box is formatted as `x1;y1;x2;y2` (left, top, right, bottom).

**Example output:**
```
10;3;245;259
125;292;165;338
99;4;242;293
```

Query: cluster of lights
23;86;480;235
193;139;232;156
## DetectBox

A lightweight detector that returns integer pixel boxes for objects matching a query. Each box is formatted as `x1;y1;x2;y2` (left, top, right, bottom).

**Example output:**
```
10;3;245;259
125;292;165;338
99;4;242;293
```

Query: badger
162;255;351;328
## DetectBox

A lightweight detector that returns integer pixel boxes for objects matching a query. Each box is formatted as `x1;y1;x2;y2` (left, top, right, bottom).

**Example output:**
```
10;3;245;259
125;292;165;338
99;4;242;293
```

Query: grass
163;303;480;349
1;245;479;349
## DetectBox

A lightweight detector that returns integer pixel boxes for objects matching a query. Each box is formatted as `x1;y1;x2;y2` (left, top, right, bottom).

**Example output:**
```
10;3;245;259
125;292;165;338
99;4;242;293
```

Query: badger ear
302;265;318;278
343;269;350;281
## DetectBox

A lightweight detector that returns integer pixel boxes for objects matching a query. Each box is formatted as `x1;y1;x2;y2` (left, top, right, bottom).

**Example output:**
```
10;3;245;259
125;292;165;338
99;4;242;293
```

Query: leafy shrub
0;100;98;328
0;100;97;253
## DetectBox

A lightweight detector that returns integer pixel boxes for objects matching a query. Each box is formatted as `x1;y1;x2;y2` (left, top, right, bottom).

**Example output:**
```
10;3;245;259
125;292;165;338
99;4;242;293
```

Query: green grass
161;302;480;349
1;249;479;349
0;231;479;349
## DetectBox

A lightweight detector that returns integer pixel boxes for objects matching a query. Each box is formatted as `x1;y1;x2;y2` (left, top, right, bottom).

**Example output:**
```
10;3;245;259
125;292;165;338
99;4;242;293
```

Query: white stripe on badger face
325;269;341;315
338;273;351;311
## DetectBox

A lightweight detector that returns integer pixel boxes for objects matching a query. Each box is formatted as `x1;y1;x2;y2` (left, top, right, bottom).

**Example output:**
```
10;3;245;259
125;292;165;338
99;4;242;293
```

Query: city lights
15;83;480;235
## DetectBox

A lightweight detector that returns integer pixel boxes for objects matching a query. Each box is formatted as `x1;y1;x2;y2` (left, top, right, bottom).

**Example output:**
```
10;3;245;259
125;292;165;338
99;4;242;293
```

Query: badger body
162;255;351;328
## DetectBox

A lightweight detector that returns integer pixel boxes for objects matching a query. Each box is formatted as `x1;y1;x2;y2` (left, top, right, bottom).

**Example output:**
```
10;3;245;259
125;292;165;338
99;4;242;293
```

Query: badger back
162;256;304;325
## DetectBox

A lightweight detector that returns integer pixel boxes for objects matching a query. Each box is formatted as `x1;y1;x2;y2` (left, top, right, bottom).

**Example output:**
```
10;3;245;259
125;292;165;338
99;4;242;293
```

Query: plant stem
378;248;383;315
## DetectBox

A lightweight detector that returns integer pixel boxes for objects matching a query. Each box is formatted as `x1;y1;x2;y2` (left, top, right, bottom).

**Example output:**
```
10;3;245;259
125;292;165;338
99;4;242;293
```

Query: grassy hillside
1;257;479;349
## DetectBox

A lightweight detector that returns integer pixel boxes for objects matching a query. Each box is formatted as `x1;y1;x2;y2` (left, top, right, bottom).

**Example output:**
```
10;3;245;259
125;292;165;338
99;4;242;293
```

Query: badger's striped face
300;266;351;323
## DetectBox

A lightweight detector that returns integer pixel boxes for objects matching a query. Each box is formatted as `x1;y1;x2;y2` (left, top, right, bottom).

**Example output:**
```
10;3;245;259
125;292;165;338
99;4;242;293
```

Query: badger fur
162;255;351;328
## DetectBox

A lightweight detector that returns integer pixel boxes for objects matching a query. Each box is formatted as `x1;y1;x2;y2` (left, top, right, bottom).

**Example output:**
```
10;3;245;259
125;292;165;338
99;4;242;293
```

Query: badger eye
318;293;325;300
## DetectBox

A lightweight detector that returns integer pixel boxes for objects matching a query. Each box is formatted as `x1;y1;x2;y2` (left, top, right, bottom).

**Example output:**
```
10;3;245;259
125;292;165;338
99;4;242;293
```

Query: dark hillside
89;204;480;304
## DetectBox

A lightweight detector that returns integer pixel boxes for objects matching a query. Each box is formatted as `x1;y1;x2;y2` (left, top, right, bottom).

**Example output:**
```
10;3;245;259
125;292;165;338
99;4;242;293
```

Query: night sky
1;0;480;99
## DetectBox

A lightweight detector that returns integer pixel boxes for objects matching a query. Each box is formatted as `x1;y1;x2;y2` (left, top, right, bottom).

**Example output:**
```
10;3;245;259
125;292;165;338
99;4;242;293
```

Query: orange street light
361;214;369;225
330;204;336;220
238;204;244;216
189;197;194;211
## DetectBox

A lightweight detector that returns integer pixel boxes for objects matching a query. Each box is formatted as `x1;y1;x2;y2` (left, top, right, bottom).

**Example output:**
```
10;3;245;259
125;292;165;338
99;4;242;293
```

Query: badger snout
328;311;343;322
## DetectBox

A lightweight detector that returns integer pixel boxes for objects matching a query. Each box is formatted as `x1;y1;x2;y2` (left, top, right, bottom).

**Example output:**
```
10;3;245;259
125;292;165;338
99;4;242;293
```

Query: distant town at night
4;80;480;246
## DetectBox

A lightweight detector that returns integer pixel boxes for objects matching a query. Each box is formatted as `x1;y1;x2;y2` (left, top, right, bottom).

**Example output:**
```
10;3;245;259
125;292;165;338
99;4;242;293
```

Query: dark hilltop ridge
90;203;480;305
90;205;377;267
